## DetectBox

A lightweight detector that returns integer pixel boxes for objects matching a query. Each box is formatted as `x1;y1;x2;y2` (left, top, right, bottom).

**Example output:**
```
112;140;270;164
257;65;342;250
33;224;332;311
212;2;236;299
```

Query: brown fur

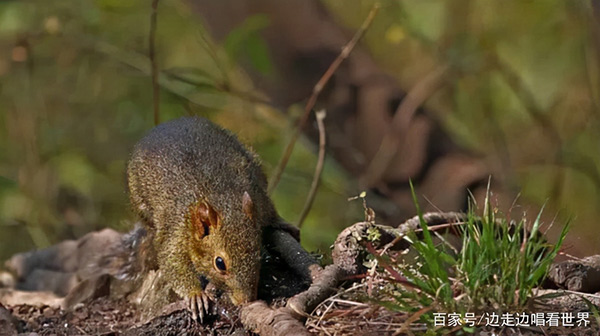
127;116;279;305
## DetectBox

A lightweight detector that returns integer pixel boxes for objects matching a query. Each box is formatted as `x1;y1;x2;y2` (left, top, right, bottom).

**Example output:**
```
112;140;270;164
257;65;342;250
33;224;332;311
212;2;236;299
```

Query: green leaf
0;2;33;36
0;175;17;192
95;0;140;10
245;34;273;75
163;67;218;89
223;14;273;75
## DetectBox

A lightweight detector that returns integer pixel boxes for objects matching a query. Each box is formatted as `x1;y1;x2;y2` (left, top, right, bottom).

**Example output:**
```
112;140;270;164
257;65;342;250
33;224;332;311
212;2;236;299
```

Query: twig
267;3;380;195
379;220;466;257
328;298;368;307
493;56;561;147
412;221;465;233
492;55;569;205
316;300;336;326
194;28;230;89
394;306;432;336
315;282;369;325
360;64;449;188
297;109;327;227
75;325;88;335
364;242;412;286
85;38;207;109
149;0;160;126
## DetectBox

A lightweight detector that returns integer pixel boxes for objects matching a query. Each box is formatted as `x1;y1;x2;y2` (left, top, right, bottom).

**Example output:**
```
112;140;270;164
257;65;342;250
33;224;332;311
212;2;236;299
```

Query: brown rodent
127;116;280;321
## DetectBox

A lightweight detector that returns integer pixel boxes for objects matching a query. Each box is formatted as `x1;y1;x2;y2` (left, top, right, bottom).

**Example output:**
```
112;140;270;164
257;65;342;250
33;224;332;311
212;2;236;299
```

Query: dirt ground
3;298;247;335
2;220;600;335
3;289;599;336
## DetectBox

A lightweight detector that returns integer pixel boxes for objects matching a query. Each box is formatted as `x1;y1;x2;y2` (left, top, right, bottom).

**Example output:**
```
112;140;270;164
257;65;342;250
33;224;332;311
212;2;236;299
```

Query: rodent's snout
228;277;258;305
230;290;252;305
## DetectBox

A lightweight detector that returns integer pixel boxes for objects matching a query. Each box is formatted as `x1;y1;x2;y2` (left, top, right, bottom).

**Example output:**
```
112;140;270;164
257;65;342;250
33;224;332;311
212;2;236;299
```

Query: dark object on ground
548;255;600;293
0;303;20;336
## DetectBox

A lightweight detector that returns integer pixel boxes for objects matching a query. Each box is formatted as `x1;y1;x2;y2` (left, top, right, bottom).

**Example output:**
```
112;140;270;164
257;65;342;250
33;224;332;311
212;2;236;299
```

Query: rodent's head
186;191;262;306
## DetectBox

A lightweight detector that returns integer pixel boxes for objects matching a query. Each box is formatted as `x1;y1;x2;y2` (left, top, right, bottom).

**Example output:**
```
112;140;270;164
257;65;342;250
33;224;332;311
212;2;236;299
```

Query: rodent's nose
230;291;251;305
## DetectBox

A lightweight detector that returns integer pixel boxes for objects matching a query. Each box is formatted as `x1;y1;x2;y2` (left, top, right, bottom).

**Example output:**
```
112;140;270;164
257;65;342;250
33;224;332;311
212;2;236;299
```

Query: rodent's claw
188;292;212;323
188;296;199;322
201;292;210;315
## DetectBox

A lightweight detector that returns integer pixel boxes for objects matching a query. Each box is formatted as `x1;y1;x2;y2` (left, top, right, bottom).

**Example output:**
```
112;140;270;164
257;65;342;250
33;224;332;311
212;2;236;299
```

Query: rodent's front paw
187;292;212;323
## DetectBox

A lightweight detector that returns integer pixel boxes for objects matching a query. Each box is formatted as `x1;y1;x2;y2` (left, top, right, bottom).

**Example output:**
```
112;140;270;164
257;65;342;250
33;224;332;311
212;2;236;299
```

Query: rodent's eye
214;256;227;272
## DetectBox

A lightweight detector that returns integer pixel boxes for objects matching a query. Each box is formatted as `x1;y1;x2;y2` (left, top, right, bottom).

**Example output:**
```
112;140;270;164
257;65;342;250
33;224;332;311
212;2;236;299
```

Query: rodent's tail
96;223;157;280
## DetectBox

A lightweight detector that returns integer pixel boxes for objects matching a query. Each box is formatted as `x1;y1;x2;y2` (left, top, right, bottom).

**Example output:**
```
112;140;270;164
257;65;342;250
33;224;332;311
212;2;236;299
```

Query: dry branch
297;109;327;228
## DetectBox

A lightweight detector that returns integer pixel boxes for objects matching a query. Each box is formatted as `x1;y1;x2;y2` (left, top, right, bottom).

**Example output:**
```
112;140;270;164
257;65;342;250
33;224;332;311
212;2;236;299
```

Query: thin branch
297;109;327;228
194;28;231;89
267;3;380;195
493;57;562;147
149;0;160;126
492;56;568;205
359;64;449;188
83;38;219;110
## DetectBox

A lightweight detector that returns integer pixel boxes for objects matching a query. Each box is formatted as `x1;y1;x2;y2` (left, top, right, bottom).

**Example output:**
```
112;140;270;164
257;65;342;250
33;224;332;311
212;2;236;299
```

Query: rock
548;255;600;292
5;240;78;280
76;228;123;280
0;272;15;289
62;274;111;309
0;289;63;307
0;303;19;336
18;269;78;297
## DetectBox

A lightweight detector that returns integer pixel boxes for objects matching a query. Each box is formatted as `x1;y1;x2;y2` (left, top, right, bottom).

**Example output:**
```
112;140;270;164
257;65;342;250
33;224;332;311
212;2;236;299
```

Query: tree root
241;301;311;336
213;212;467;335
286;264;342;318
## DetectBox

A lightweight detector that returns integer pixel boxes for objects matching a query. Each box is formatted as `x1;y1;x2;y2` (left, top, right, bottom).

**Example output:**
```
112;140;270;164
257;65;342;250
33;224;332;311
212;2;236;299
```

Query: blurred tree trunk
191;0;489;225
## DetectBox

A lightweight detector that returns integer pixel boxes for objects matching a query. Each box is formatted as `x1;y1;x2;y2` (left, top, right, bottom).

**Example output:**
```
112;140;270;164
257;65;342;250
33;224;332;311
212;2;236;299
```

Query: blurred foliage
1;0;599;262
324;0;600;252
0;0;359;261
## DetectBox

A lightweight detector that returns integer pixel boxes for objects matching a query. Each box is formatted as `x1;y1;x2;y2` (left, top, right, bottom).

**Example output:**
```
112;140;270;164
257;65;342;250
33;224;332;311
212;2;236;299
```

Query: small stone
0;272;15;289
42;307;54;318
0;304;19;336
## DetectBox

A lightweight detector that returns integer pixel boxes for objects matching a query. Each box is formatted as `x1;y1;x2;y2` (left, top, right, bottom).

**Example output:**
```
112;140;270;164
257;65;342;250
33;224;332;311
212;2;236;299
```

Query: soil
4;298;244;335
2;215;600;335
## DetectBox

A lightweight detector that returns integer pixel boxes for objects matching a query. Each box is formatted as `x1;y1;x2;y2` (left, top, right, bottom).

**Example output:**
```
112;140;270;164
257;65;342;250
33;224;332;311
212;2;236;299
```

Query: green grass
369;181;569;333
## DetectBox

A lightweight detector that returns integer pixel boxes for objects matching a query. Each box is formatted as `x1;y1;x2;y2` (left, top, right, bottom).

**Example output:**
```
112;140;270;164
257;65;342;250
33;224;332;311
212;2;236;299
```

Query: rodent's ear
242;191;253;220
190;201;220;240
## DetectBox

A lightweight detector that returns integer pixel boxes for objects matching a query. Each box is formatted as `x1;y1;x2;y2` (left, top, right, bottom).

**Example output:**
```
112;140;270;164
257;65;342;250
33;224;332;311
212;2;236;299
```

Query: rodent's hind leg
187;291;212;323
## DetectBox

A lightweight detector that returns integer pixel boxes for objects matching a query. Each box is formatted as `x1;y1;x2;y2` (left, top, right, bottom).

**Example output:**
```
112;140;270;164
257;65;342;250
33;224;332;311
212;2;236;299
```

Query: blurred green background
0;0;360;261
0;0;598;262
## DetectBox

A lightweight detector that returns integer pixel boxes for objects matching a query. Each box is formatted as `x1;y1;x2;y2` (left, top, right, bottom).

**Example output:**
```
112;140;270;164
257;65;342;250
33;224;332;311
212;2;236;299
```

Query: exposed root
240;301;311;336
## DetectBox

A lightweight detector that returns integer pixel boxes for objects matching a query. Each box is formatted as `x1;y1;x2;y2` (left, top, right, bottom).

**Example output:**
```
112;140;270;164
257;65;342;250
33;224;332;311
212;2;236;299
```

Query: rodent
126;116;281;321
